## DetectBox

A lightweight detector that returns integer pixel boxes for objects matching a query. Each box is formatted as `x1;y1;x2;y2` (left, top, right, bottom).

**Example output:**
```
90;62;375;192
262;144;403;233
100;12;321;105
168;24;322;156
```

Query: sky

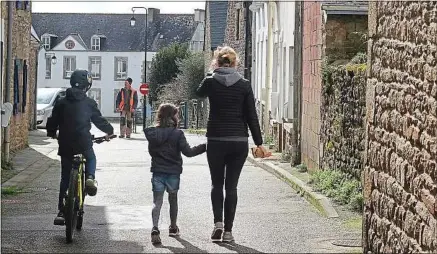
32;1;206;14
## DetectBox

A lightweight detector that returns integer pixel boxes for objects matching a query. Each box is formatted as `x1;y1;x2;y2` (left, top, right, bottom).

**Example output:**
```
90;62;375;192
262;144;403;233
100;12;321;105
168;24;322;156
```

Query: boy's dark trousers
58;148;96;211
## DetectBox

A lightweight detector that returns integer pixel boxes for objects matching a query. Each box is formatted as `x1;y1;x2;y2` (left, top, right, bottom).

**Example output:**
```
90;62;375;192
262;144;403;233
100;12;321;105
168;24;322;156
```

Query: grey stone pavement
1;124;361;253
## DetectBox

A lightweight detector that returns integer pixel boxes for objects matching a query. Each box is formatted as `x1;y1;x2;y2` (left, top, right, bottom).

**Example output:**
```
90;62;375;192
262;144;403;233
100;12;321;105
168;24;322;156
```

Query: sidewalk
2;130;59;188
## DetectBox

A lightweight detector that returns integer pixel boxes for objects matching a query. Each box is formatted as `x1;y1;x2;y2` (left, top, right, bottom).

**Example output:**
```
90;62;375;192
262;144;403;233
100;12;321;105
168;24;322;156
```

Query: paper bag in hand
251;146;272;158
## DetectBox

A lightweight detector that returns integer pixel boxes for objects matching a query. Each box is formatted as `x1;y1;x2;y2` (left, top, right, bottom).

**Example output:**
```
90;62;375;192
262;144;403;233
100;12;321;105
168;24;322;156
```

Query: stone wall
301;1;323;171
325;15;368;63
364;1;437;253
203;1;212;73
224;1;246;76
1;2;35;153
320;61;367;179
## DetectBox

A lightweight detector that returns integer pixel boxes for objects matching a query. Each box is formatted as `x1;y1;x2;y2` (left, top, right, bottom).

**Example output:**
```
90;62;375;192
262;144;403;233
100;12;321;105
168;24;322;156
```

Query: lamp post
130;7;148;130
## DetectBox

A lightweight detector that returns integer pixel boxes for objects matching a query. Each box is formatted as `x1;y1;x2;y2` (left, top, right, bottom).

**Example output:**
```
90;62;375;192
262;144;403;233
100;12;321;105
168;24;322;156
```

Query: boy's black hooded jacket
46;88;114;156
144;127;206;174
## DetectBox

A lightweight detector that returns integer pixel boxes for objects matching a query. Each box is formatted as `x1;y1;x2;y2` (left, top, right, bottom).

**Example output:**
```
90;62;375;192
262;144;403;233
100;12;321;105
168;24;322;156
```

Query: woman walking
196;46;266;242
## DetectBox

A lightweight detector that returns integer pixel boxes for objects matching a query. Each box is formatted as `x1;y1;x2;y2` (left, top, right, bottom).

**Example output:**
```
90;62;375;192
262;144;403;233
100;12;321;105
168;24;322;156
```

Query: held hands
251;145;272;158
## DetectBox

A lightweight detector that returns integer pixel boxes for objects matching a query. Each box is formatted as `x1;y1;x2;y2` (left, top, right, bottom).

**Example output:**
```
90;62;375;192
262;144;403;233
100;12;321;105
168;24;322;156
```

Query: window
16;1;30;11
236;8;241;40
45;56;51;79
65;40;75;49
63;56;76;79
88;56;101;80
91;36;100;51
114;57;128;80
42;36;50;50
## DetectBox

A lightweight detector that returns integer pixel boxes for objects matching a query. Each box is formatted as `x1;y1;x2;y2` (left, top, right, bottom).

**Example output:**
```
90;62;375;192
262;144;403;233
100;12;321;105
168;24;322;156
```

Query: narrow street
1;125;360;253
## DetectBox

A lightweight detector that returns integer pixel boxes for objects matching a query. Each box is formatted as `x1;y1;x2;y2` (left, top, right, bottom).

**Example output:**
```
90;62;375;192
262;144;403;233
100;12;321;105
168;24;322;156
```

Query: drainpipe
3;1;13;162
33;48;39;130
264;0;274;135
243;1;251;81
290;0;303;165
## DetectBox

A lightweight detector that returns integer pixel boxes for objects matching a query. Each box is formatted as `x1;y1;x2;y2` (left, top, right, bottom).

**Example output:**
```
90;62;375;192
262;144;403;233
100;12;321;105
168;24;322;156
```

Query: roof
30;25;40;42
209;1;228;49
32;13;196;52
321;1;368;15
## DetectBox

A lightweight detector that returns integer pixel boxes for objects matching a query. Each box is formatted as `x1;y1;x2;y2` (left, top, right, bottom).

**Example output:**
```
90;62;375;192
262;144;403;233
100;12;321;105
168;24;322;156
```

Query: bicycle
61;134;116;243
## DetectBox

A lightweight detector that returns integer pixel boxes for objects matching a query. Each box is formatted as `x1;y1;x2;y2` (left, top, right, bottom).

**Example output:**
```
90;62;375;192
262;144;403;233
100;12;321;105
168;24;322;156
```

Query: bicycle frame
73;154;86;210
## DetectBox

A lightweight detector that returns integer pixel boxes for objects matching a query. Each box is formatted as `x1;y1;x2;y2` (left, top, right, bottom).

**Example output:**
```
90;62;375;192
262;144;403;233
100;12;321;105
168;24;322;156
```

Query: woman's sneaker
169;225;180;237
151;227;161;244
222;231;234;242
211;222;224;242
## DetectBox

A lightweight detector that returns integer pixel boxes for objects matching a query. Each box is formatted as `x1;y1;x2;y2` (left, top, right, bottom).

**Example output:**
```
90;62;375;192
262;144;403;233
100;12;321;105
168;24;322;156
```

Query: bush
310;169;363;211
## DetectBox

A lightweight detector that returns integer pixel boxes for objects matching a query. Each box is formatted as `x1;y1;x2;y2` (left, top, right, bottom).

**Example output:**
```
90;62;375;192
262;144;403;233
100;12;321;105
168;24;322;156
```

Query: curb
246;154;339;218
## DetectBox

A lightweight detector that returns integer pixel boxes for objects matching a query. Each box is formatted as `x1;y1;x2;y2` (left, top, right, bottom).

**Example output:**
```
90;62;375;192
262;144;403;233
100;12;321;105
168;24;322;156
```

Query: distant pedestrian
196;46;269;242
144;103;207;244
116;78;138;138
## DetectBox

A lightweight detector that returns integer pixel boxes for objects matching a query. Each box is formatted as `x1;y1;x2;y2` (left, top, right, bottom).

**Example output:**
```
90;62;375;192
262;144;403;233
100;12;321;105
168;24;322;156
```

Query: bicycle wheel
76;172;86;230
65;168;78;243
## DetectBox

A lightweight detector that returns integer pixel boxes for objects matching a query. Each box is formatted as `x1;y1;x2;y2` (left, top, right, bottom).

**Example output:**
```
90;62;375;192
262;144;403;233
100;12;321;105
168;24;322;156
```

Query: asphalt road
1;125;360;253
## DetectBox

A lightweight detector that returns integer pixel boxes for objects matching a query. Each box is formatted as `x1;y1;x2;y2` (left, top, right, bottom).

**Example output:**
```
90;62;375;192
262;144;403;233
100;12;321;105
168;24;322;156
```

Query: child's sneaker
211;222;224;242
169;225;180;237
85;176;98;196
222;231;234;242
151;227;161;244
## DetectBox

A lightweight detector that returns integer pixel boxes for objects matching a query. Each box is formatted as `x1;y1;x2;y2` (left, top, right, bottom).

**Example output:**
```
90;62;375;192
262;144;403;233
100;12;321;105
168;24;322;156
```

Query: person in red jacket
116;78;138;138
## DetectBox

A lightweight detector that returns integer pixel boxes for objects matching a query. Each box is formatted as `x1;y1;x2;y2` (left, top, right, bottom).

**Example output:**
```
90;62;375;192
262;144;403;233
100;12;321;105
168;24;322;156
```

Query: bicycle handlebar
92;134;117;143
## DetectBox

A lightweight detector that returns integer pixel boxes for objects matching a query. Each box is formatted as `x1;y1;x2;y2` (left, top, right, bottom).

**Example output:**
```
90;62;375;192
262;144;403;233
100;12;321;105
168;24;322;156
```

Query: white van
36;88;66;128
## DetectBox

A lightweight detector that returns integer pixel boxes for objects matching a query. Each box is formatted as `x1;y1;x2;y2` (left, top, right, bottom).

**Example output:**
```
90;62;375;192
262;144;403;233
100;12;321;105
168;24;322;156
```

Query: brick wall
224;1;246;75
1;2;36;153
301;1;323;171
364;1;437;253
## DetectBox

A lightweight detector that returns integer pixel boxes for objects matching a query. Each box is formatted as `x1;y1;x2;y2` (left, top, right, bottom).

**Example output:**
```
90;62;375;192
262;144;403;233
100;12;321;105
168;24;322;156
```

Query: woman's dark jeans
207;140;248;232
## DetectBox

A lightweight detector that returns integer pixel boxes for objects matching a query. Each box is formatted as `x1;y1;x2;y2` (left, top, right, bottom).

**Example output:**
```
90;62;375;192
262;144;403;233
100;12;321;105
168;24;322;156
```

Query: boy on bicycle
46;69;114;225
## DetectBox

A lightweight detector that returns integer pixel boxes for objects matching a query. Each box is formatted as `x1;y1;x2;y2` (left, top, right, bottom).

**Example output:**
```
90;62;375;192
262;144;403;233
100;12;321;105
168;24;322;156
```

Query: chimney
147;8;160;23
194;9;205;23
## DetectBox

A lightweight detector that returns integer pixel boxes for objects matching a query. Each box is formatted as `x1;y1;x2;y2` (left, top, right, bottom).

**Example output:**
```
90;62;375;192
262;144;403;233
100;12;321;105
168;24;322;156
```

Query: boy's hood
144;127;176;146
212;67;243;87
66;88;87;101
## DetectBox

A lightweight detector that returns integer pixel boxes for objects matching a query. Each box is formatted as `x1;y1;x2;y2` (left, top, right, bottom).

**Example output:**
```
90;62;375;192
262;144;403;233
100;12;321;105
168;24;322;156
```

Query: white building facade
38;40;156;118
33;10;203;118
250;1;296;124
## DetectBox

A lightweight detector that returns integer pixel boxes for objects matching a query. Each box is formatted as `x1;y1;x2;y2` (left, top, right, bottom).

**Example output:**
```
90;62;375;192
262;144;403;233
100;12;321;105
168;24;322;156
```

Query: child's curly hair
156;103;179;128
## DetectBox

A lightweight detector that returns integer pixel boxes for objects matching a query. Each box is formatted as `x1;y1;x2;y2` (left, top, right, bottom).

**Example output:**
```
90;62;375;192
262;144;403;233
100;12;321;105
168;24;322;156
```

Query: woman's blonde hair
210;46;239;70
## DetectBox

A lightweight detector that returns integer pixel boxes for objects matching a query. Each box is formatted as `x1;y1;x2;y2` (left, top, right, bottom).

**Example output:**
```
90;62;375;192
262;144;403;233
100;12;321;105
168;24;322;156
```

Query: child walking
144;103;206;244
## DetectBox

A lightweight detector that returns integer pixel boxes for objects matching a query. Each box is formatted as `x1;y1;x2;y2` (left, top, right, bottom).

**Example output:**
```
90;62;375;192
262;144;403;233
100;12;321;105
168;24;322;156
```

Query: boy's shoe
169;225;180;237
222;231;235;242
54;211;65;225
126;135;131;138
211;222;224;242
85;176;98;196
151;226;161;244
119;135;125;138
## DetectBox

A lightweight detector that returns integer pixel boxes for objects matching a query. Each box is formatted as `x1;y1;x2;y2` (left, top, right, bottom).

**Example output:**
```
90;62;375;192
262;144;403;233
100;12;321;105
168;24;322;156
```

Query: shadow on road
216;242;263;253
157;236;207;253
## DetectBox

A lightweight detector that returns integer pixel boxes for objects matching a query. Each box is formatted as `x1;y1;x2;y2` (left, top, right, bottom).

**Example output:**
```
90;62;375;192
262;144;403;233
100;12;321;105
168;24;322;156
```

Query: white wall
37;49;156;117
251;1;295;123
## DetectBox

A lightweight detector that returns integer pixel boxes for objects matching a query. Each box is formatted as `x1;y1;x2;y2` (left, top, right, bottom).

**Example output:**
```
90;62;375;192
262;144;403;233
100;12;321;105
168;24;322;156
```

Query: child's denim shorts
151;172;180;193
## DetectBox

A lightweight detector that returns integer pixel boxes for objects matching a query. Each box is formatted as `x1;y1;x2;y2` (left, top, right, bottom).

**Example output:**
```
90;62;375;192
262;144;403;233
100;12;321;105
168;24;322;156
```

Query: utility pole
264;0;274;136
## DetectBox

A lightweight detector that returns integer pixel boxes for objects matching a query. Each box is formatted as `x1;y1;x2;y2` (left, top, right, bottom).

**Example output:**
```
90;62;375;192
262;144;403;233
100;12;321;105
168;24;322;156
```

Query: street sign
139;83;149;96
